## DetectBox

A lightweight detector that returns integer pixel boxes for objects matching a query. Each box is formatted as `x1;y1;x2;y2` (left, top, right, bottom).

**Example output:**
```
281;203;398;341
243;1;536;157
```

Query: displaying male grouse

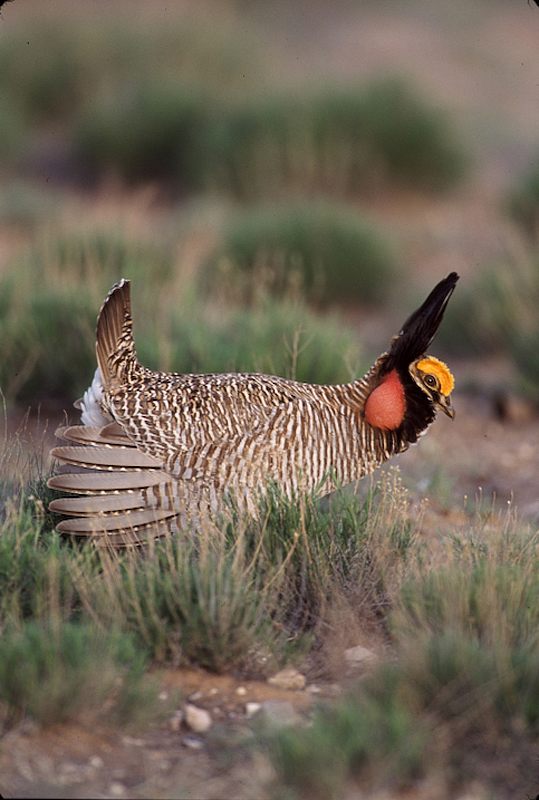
49;273;458;544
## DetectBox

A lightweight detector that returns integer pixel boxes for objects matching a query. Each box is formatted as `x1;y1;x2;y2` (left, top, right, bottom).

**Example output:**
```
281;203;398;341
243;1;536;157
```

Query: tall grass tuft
69;472;415;674
0;622;155;728
267;512;539;800
204;202;396;306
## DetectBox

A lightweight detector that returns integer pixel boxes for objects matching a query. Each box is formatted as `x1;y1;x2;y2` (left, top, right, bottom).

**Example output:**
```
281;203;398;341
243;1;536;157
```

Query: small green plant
205;202;396;305
0;622;155;728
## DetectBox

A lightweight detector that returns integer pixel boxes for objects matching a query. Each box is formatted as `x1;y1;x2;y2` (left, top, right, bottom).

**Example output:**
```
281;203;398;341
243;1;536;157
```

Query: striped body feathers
49;274;459;544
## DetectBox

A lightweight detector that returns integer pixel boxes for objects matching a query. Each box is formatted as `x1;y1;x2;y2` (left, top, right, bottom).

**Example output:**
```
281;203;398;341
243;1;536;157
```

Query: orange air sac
364;369;406;431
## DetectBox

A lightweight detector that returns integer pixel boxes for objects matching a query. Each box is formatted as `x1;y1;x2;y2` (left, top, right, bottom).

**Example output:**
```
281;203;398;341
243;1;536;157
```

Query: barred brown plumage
48;273;459;545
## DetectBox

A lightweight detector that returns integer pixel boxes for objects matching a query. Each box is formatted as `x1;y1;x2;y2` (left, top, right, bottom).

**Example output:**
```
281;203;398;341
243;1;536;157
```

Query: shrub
0;622;154;728
204;78;466;199
75;82;211;189
0;282;97;404
0;14;263;127
0;488;96;625
351;79;466;191
204;202;397;305
0;230;174;404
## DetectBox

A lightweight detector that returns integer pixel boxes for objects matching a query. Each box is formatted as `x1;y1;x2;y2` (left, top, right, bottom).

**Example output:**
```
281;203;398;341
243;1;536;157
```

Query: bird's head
409;355;455;419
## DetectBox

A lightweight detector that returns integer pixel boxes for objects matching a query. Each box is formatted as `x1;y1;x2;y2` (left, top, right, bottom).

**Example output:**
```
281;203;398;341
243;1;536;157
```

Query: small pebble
89;755;104;769
109;783;126;797
246;702;262;718
268;668;306;691
182;735;205;750
236;686;247;696
185;703;212;734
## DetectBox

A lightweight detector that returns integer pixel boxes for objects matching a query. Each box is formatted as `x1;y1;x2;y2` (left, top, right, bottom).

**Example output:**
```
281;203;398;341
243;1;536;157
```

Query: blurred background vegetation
1;0;537;417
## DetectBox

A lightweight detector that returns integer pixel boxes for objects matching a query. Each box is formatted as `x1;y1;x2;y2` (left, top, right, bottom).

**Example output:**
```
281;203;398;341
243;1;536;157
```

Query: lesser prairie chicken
49;273;458;544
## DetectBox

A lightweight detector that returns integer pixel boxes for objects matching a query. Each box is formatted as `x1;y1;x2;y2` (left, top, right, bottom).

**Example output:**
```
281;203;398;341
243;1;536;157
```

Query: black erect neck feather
385;272;459;444
386;272;459;373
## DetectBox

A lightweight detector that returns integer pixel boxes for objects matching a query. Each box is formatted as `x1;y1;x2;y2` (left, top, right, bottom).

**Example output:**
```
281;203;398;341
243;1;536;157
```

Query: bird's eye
424;374;437;388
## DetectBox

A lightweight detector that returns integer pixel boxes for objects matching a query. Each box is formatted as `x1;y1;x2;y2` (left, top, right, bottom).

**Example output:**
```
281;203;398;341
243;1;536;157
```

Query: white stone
182;735;204;750
246;702;262;718
236;685;247;696
267;668;306;691
109;783;126;797
184;703;212;734
89;755;104;769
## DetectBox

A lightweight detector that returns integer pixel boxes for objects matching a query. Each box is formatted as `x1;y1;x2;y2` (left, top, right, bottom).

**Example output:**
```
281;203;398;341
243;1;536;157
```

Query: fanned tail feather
96;279;137;392
48;424;183;546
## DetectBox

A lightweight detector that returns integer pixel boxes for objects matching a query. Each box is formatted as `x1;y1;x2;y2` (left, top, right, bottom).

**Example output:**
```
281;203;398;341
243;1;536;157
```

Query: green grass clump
205;80;466;199
268;516;539;800
75;82;211;189
0;281;97;404
0;228;365;405
69;474;414;673
80;533;283;672
507;159;539;242
0;496;83;624
156;300;364;386
0;622;154;728
205;203;396;305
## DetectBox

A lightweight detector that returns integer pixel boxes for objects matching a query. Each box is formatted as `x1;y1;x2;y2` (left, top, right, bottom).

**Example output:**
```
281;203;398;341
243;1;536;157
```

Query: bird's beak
437;394;455;419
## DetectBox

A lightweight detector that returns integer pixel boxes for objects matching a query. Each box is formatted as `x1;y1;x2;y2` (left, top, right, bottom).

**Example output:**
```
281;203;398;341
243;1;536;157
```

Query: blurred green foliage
0;230;364;405
76;79;467;198
507;159;539;242
204;202;396;305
